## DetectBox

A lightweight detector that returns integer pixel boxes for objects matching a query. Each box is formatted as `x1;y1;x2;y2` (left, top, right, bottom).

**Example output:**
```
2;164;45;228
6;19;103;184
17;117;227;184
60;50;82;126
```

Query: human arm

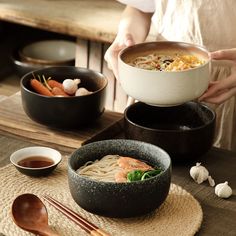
199;49;236;104
104;6;153;78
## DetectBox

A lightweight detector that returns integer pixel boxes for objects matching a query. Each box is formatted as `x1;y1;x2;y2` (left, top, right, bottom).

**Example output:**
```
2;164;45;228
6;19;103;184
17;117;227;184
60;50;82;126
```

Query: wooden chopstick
43;195;111;236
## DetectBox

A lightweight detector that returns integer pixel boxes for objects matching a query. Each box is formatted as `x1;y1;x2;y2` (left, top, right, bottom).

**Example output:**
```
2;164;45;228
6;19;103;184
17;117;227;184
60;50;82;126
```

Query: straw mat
0;157;202;236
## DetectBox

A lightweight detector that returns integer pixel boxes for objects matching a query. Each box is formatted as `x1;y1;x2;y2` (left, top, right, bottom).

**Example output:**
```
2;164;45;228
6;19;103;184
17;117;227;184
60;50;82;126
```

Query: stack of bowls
118;41;216;162
11;39;76;77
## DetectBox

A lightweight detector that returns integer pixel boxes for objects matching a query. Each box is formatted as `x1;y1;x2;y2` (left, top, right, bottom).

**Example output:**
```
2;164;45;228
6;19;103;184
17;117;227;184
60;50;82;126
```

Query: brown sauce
18;156;54;168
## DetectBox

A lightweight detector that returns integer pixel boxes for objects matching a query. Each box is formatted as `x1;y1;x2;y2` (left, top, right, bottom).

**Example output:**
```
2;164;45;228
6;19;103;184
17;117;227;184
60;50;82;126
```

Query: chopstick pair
43;195;111;236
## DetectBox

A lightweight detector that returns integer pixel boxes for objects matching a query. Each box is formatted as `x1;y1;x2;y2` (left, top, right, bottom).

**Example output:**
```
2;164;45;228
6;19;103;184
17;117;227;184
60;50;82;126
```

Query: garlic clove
215;181;232;198
190;162;209;184
208;175;215;187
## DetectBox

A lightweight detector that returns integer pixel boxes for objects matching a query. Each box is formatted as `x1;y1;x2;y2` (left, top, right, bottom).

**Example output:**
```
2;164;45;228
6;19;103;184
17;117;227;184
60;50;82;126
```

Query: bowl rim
118;41;210;73
124;101;216;133
68;139;172;186
20;66;108;99
10;146;62;170
18;39;76;65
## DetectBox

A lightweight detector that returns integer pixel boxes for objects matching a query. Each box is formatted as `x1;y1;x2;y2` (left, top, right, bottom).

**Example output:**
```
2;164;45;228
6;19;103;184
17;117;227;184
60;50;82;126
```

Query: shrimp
117;157;153;172
115;170;128;183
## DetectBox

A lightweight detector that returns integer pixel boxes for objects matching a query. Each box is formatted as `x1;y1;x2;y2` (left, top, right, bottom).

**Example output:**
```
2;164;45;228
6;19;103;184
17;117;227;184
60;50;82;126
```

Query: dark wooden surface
171;149;236;236
0;92;124;153
1;131;235;236
0;0;124;43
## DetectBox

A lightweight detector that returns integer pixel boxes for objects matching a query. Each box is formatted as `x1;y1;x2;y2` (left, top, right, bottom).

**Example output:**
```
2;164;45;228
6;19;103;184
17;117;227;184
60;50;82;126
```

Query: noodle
128;52;205;71
77;155;121;182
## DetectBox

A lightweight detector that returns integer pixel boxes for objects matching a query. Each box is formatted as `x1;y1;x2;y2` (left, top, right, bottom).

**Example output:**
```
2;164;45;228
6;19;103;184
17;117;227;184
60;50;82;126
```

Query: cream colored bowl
118;41;210;106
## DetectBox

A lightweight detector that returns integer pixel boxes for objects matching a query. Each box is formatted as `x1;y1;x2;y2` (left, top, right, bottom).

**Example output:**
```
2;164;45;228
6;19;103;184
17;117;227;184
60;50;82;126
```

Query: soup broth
127;51;205;71
18;156;54;168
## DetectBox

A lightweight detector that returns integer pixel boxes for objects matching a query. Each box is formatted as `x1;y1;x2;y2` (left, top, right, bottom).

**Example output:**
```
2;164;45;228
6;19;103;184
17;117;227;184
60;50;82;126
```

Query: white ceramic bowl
19;40;76;65
118;41;210;107
10;146;62;177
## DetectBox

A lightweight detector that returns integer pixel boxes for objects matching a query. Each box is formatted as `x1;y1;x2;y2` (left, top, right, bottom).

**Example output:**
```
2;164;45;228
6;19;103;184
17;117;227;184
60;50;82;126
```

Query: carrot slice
30;79;54;96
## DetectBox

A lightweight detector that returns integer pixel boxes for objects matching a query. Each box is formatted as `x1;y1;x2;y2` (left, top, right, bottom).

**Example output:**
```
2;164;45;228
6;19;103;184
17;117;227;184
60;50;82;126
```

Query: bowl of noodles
68;139;171;218
118;41;210;107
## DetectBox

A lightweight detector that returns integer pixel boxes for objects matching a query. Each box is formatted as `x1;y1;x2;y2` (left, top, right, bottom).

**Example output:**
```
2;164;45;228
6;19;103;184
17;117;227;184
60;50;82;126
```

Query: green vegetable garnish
127;170;144;182
127;168;162;182
141;169;162;180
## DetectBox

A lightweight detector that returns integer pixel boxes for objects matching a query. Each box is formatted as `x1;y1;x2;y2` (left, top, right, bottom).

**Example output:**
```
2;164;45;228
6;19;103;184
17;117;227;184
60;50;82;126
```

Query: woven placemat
0;157;203;236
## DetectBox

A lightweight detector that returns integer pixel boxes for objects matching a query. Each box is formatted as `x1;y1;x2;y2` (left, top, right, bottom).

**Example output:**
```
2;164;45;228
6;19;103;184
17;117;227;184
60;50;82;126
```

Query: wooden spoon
11;193;59;236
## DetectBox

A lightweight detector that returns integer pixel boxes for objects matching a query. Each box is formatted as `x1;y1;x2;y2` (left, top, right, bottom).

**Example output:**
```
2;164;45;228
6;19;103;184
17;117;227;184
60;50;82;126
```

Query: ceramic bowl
68;139;171;218
11;49;49;77
20;66;108;128
118;41;210;107
11;49;75;78
19;40;76;65
124;102;216;162
10;146;62;177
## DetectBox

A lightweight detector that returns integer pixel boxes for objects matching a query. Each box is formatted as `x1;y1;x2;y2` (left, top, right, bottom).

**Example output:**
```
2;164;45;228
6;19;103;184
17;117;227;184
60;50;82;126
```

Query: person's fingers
200;87;236;104
200;73;236;100
211;48;236;61
199;72;236;104
104;34;135;80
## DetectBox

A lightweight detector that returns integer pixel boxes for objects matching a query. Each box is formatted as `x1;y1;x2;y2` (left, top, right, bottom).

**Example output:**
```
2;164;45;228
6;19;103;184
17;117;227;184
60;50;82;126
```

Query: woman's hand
199;49;236;104
104;6;152;79
104;33;135;79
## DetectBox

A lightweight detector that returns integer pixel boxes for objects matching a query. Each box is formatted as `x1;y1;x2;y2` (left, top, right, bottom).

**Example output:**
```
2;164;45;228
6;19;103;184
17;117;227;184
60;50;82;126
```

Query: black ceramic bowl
68;139;171;218
124;102;216;162
11;49;75;78
21;66;108;128
11;49;47;77
10;146;62;177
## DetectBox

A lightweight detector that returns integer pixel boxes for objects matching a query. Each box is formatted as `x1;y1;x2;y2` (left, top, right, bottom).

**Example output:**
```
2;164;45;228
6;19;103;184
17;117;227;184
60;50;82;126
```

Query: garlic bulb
190;162;209;184
63;79;81;95
215;181;232;198
75;87;92;96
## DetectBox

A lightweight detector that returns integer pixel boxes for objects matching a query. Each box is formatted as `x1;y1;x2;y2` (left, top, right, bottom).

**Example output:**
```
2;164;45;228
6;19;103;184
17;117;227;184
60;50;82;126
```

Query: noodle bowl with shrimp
76;154;162;183
68;139;171;217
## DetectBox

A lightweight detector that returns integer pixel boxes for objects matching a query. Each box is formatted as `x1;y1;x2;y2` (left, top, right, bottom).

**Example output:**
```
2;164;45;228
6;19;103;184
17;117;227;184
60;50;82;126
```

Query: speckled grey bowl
68;139;171;218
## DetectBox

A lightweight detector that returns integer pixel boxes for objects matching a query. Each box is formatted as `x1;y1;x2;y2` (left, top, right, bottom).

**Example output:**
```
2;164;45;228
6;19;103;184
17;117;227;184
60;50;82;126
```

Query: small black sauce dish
10;146;62;177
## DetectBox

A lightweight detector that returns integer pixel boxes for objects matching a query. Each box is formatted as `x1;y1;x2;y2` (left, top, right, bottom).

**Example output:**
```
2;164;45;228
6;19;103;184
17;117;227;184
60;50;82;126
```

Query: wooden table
0;93;235;235
1;133;236;235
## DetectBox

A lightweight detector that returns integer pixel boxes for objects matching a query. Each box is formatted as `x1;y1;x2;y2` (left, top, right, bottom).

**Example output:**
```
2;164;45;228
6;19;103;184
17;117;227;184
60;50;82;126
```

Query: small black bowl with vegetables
68;139;171;218
20;66;108;128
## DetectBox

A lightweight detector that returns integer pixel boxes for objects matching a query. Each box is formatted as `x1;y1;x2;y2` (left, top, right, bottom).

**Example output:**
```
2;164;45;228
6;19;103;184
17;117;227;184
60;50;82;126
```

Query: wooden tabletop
0;93;235;235
1;135;236;235
0;0;124;43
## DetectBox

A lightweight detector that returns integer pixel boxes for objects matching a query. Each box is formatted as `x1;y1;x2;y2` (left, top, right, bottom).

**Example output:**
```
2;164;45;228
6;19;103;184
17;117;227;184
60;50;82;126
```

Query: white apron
118;0;236;151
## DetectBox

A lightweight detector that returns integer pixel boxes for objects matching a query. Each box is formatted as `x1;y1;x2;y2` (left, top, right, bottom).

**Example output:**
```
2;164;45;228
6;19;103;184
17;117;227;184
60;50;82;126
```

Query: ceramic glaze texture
68;139;171;218
118;41;210;106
